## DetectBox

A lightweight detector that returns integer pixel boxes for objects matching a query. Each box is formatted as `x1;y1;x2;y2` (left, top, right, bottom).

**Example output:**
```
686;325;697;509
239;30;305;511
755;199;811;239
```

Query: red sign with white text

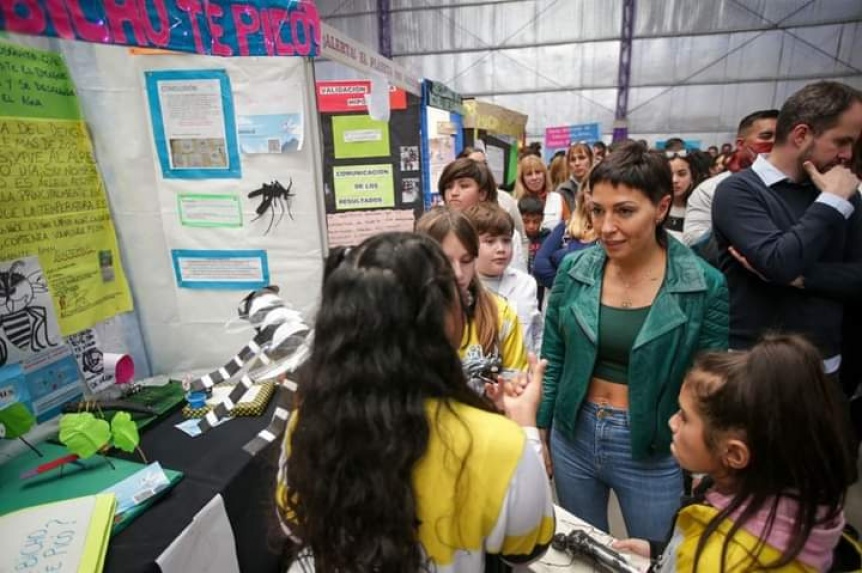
316;81;407;113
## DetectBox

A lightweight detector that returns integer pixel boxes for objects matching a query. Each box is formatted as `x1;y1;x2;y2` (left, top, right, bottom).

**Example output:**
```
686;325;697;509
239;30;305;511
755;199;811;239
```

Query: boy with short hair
464;203;543;355
517;196;550;275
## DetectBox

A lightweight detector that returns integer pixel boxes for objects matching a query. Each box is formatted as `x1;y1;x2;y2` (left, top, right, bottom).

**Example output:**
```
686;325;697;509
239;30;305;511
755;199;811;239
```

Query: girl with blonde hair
533;184;597;290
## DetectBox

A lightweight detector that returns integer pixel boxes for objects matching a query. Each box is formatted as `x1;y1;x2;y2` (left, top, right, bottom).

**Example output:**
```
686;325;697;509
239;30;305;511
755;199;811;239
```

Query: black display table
104;400;283;572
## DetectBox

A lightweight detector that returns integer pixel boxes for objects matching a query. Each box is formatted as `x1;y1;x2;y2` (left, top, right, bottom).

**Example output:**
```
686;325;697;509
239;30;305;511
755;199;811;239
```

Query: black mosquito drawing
248;178;295;234
0;260;57;367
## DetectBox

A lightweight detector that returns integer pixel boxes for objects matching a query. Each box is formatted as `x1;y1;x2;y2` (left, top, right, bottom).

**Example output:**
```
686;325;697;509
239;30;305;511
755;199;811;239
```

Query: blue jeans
550;401;682;540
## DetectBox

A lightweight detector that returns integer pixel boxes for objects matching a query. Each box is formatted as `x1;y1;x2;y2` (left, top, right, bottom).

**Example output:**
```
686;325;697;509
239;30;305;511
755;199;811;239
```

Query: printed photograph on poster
333;165;395;211
399;146;420;171
178;194;243;227
145;69;241;179
22;345;83;422
237;113;303;154
429;136;455;201
171;250;269;290
401;177;421;204
327;210;416;248
0;257;61;368
331;115;391;159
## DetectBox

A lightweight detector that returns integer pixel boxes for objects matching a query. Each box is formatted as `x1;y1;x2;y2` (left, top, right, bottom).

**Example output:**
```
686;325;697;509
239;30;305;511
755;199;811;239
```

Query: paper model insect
184;286;312;455
248;178;295;235
0;260;58;367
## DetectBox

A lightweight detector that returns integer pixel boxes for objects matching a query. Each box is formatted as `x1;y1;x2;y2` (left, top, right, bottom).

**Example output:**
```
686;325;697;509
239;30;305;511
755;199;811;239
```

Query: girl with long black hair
615;334;858;571
276;232;554;572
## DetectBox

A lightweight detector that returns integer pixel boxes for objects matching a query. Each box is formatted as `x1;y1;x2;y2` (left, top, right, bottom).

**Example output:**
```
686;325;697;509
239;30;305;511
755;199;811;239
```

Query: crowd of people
274;80;862;572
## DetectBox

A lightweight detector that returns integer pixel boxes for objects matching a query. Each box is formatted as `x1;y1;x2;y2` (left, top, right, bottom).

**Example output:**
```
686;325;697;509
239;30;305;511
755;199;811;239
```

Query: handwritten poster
0;257;62;368
145;69;241;179
0;494;115;573
0;42;133;336
332;165;395;210
326;210;415;248
331;115;390;159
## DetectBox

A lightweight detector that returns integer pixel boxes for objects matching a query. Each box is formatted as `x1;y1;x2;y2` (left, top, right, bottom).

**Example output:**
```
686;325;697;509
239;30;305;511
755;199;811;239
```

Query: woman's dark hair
687;334;857;570
282;232;492;572
588;140;672;245
668;151;710;203
438;157;498;203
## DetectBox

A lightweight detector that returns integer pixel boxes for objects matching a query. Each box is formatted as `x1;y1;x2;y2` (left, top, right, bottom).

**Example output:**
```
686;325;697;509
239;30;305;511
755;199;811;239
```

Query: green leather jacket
538;239;729;459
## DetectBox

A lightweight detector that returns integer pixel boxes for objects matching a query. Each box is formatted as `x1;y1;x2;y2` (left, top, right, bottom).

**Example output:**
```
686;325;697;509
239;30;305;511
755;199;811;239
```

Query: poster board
0;0;330;372
421;80;464;208
317;78;424;248
543;122;602;161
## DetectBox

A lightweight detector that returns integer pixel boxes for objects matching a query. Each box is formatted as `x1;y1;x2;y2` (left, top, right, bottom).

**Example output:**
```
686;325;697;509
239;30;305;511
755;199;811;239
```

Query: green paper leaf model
0;402;36;439
110;411;140;453
59;413;111;458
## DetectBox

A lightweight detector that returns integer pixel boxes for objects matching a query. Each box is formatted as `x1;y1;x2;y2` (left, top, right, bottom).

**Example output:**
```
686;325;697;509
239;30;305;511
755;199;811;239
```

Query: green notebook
0;442;182;534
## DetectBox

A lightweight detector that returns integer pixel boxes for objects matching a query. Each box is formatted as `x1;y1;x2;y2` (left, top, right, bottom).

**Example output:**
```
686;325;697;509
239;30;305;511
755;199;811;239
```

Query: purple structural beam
613;0;635;142
378;0;392;58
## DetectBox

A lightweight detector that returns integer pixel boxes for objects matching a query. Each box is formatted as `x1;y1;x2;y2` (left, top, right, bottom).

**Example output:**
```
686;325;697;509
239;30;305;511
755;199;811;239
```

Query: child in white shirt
464;203;543;356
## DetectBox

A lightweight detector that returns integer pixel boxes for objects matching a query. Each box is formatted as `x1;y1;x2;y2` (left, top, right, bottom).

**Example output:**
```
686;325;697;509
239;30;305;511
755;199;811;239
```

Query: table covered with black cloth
104;399;285;573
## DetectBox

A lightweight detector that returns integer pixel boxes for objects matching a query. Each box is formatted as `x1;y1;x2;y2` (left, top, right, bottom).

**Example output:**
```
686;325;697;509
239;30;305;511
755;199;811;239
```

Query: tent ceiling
317;0;862;145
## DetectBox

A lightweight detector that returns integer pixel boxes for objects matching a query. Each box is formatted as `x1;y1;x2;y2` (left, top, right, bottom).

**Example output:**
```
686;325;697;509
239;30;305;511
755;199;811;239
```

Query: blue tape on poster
145;69;242;180
171;249;269;290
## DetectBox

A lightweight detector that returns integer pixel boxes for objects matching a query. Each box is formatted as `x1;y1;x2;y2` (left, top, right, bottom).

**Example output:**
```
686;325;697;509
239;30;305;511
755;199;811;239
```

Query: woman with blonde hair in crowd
533;183;597;290
548;152;568;192
514;155;552;205
545;142;593;229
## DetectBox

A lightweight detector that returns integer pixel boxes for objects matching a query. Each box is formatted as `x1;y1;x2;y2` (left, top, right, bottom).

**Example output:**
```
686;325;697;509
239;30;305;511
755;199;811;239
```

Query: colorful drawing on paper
0;1;321;57
0;42;133;336
332;165;395;211
0;258;61;368
331;115;390;159
237;113;303;154
145;69;241;179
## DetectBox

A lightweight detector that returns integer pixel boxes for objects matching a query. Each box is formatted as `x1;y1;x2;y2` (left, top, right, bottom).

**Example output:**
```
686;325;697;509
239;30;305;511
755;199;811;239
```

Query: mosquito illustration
0;260;57;366
248;178;295;235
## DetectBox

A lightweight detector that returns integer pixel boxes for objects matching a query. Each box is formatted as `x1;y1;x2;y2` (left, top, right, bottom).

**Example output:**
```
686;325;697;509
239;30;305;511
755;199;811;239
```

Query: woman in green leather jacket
538;142;728;541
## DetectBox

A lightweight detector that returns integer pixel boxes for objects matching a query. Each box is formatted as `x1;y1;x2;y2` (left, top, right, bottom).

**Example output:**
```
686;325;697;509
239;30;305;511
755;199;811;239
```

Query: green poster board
331;114;390;159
